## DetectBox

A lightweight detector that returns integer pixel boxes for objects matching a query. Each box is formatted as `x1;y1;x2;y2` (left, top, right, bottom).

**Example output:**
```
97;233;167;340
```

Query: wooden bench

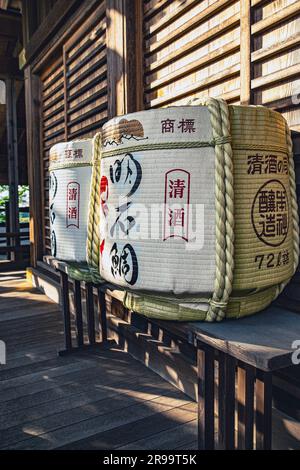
50;258;300;450
188;308;300;450
50;259;115;355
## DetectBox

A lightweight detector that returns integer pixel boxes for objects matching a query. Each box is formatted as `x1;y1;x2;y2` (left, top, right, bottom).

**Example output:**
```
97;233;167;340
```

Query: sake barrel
99;99;299;321
49;139;93;261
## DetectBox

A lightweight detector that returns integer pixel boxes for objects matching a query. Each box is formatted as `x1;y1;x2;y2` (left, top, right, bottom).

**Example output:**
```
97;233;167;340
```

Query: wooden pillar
197;344;215;450
127;0;144;112
60;270;72;352
24;66;43;266
256;371;272;450
6;78;19;261
218;353;236;449
106;0;144;118
240;0;252;104
237;365;255;449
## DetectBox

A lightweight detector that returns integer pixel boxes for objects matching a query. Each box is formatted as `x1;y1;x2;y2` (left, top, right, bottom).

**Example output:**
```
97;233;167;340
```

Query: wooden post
237;365;255;449
98;287;108;342
256;371;272;450
74;280;84;347
126;0;144;112
106;0;144;117
240;0;252;104
218;353;236;449
86;283;96;345
197;343;215;450
6;78;19;261
60;270;72;352
106;0;125;118
24;66;43;266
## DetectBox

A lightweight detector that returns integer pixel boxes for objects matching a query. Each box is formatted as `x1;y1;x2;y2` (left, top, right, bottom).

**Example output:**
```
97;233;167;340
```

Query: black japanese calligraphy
255;249;290;270
109;153;142;198
161;118;196;134
248;154;288;175
110;243;138;286
251;180;289;247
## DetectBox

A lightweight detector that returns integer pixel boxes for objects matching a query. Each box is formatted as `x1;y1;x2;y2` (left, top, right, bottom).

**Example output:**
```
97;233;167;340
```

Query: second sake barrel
49;139;93;262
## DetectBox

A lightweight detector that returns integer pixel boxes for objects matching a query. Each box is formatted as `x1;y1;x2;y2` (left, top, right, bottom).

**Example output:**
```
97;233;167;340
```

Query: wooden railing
0;203;30;261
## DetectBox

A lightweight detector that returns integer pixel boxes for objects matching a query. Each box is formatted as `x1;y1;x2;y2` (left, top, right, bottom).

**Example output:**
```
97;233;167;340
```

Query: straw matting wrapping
49;139;93;262
97;99;299;321
100;106;216;295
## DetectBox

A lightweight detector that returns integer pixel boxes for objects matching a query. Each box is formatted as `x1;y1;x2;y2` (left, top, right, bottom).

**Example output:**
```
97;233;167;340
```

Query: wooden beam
240;0;251;105
6;78;19;261
21;0;38;46
148;63;240;107
252;2;300;35
24;66;43;266
146;0;199;37
146;13;240;74
252;63;300;90
23;0;79;67
106;0;125;118
30;0;100;73
252;32;300;63
0;56;22;79
106;0;144;116
146;0;237;55
124;0;144;112
0;13;22;38
145;39;240;92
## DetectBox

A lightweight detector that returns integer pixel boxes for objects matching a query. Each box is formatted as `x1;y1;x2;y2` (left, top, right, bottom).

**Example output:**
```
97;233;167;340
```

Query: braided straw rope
86;132;102;271
188;97;235;321
101;139;231;158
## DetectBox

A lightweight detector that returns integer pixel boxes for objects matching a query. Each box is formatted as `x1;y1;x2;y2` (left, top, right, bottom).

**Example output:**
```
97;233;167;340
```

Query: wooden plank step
118;419;198;450
7;392;191;450
58;403;196;450
0;369;171;432
0;349;153;403
1;383;186;448
0;354;163;416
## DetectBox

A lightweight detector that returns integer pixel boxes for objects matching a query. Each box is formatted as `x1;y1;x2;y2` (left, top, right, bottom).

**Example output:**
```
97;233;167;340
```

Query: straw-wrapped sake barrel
99;98;299;321
49;139;93;261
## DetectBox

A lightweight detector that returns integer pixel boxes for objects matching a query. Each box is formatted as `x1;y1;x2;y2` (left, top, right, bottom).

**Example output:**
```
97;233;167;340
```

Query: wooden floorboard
0;271;197;450
0;271;299;450
58;403;196;450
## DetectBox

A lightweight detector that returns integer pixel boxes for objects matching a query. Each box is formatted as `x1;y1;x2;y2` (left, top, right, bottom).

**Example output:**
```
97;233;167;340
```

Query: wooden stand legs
197;340;272;450
58;271;112;355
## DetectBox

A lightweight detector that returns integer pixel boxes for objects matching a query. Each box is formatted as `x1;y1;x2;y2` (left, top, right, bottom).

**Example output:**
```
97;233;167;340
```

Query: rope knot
213;136;232;146
209;299;228;309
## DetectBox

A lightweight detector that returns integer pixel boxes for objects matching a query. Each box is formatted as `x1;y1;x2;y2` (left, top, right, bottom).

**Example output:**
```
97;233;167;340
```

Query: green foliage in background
0;185;29;224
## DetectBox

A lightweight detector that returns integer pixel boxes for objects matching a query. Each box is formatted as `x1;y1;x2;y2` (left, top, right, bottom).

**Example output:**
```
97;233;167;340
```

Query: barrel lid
101;106;213;154
49;139;93;171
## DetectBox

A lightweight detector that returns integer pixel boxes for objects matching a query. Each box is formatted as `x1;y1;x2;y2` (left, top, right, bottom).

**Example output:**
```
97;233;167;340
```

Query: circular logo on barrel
251;179;289;247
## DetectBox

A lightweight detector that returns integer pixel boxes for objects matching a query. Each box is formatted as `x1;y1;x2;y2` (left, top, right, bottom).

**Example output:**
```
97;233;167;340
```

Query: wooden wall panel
143;0;241;107
64;8;108;139
28;0;300;259
144;0;300;130
40;57;64;254
251;0;300;131
39;1;107;256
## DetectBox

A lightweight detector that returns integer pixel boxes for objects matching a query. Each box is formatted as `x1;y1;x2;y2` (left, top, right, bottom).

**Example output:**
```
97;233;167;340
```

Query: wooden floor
0;271;198;450
0;271;299;450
